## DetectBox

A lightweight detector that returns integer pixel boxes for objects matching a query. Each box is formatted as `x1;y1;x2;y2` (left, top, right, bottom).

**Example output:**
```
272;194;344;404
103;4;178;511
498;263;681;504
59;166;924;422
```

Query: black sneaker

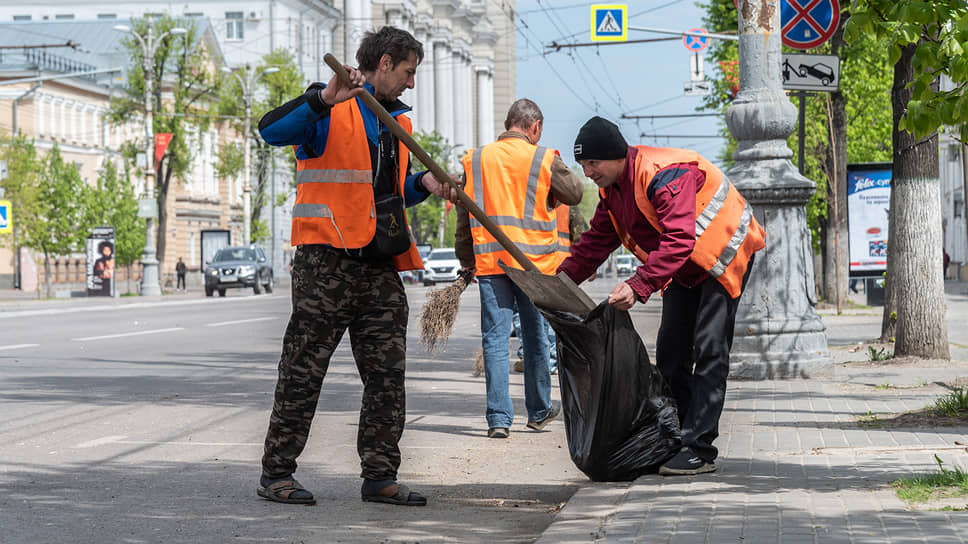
526;403;561;431
487;427;509;439
658;447;716;476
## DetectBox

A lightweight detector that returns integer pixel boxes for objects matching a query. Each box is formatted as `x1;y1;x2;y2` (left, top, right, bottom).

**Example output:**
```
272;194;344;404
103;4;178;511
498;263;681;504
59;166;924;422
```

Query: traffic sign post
782;0;840;50
0;199;12;234
590;4;627;42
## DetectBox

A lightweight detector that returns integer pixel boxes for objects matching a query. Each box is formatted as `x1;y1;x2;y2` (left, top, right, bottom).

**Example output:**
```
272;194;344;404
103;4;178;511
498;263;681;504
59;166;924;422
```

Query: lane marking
75;435;127;448
205;317;279;328
0;343;40;351
72;327;184;342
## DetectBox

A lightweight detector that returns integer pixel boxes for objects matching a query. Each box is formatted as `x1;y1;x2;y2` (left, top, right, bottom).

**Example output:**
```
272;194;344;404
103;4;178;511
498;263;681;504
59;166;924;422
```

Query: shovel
323;54;595;316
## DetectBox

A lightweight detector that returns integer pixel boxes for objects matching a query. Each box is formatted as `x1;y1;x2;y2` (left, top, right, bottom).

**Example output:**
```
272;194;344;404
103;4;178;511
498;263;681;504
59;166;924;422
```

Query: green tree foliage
846;0;968;141
108;15;219;269
82;160;145;269
408;130;458;247
217;49;304;244
21;145;88;297
0;134;43;259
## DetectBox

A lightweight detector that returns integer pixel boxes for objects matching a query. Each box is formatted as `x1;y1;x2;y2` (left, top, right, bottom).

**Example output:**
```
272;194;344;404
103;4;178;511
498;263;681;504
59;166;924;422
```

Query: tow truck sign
781;53;840;92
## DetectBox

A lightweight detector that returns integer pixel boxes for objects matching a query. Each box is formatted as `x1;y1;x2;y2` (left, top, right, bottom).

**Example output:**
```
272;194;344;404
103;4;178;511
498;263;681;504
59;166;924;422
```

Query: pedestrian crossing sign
591;5;627;42
0;200;11;234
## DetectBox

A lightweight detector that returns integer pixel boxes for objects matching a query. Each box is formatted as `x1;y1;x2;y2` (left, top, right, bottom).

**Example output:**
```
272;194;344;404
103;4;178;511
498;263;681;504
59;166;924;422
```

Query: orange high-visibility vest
291;98;423;271
605;145;766;298
462;137;559;275
556;205;571;263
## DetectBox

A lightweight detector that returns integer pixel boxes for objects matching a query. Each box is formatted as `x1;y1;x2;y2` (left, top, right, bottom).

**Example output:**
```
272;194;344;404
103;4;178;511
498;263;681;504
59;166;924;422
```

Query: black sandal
257;478;316;505
361;482;427;506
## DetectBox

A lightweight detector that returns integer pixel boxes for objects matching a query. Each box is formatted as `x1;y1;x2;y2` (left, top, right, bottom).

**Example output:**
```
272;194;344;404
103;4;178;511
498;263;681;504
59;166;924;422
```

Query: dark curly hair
98;240;113;255
356;26;423;72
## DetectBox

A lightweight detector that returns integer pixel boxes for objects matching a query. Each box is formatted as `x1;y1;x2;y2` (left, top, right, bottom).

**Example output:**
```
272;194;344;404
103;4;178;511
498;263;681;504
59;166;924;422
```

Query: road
0;278;629;544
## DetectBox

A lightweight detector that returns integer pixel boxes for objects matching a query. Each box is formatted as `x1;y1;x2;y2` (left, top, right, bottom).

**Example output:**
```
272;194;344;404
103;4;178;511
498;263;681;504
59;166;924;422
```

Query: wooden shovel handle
323;53;537;273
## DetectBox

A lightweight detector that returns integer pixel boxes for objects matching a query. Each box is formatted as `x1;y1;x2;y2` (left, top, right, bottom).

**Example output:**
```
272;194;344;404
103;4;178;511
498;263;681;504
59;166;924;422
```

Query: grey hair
504;98;543;131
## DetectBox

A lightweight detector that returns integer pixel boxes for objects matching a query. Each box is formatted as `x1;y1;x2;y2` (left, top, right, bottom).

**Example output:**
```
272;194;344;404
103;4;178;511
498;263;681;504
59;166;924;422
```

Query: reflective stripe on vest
295;169;373;185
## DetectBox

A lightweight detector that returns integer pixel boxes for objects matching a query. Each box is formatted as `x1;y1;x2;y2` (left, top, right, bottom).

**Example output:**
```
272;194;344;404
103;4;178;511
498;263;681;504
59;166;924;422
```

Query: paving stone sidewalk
540;377;968;543
538;281;968;543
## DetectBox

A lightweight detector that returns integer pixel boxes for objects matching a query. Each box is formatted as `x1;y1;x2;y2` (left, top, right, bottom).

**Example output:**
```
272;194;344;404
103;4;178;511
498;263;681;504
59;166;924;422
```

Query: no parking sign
782;0;840;50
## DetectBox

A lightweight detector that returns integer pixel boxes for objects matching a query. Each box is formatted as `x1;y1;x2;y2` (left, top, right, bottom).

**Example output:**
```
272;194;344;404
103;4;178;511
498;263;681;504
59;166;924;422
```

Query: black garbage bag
543;302;682;482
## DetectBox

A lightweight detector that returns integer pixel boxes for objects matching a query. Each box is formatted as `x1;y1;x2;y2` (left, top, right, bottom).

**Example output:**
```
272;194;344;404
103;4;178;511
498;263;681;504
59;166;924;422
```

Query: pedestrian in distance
175;257;187;291
558;116;766;476
454;98;584;439
256;26;458;507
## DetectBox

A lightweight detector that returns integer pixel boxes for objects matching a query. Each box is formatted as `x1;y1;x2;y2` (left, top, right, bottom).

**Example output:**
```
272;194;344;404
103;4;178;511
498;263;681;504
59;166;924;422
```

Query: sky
514;0;730;168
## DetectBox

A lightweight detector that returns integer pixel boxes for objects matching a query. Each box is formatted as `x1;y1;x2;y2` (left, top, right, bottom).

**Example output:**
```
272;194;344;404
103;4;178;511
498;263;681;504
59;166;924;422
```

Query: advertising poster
847;163;892;275
87;226;116;297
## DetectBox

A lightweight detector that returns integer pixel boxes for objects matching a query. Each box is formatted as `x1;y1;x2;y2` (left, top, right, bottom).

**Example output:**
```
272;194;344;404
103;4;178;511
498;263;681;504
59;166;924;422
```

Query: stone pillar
344;0;370;63
434;35;454;146
474;59;494;147
726;0;830;378
415;19;435;133
455;47;472;153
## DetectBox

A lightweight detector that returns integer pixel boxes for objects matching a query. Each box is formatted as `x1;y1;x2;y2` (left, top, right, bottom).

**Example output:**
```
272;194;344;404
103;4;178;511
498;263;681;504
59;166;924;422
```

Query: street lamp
221;64;279;246
114;23;187;296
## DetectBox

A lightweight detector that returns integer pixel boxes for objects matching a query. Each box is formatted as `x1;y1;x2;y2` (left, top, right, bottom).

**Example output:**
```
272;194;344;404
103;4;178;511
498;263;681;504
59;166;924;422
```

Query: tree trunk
43;250;51;299
156;161;171;274
883;42;949;359
822;18;849;310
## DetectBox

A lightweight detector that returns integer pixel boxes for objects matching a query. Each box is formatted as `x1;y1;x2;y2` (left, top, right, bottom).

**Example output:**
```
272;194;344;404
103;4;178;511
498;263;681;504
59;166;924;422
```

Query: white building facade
0;1;516;276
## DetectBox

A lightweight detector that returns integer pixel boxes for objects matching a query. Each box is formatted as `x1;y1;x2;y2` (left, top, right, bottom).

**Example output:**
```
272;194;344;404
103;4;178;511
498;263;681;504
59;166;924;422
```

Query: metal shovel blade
499;262;597;316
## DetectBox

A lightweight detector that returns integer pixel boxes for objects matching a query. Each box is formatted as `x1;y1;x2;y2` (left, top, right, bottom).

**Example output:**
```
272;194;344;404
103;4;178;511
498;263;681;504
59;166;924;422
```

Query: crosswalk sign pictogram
591;5;627;42
0;200;11;234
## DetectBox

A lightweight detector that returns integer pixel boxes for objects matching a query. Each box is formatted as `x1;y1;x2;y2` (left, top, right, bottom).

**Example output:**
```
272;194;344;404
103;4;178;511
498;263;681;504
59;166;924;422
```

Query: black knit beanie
573;116;628;161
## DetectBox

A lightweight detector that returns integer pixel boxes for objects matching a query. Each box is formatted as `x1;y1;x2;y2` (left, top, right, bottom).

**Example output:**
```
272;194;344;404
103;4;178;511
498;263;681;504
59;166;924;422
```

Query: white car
615;254;635;275
423;248;461;286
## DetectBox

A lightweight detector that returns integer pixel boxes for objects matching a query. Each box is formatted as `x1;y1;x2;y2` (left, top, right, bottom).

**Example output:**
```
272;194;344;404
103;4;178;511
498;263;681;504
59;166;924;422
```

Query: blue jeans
513;307;557;371
479;275;554;429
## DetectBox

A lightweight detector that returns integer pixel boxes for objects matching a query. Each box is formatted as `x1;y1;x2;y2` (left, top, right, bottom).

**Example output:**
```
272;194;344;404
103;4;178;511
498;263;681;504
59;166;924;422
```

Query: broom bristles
419;272;472;353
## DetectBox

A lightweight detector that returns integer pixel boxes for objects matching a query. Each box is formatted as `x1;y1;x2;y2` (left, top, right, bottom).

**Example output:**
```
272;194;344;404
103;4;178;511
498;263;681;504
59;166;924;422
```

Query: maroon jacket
557;146;710;302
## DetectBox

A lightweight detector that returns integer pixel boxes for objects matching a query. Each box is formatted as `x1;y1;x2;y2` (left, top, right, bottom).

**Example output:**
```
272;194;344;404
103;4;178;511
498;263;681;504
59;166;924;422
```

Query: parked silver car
422;248;460;286
204;245;274;297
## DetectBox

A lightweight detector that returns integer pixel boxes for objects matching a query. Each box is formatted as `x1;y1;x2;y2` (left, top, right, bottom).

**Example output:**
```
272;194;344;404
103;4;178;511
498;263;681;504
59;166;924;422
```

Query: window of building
225;12;244;40
185;12;203;18
97;14;117;19
54;14;74;20
13;15;31;21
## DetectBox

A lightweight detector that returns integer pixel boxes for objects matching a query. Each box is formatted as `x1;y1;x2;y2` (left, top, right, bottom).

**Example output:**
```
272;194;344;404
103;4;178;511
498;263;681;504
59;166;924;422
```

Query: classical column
449;48;463;149
434;36;454;146
344;0;371;63
474;60;494;146
726;0;830;378
414;19;435;133
454;47;471;152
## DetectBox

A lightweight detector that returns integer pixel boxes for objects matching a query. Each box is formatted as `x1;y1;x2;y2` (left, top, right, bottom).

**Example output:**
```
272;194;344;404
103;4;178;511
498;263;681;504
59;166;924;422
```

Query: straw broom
419;269;475;353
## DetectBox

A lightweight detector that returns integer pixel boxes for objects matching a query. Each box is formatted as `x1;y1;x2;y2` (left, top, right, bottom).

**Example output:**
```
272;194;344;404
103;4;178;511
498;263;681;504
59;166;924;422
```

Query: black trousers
655;260;752;462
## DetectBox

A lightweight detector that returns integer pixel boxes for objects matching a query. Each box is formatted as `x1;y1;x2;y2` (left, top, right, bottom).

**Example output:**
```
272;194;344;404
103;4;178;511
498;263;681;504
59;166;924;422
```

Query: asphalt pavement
2;278;968;543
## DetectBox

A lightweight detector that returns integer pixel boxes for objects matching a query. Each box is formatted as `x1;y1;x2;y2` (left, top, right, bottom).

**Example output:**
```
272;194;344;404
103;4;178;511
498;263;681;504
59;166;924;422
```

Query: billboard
86;226;116;297
847;163;892;276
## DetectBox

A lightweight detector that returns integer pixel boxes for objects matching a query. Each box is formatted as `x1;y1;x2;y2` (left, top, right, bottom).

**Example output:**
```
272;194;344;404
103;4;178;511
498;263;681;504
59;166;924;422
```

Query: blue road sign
591;5;627;42
682;28;709;52
0;199;11;234
782;0;841;50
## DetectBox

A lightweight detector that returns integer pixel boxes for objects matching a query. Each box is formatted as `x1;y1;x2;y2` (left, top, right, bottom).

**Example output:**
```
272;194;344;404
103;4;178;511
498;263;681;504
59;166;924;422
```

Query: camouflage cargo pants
261;244;409;482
